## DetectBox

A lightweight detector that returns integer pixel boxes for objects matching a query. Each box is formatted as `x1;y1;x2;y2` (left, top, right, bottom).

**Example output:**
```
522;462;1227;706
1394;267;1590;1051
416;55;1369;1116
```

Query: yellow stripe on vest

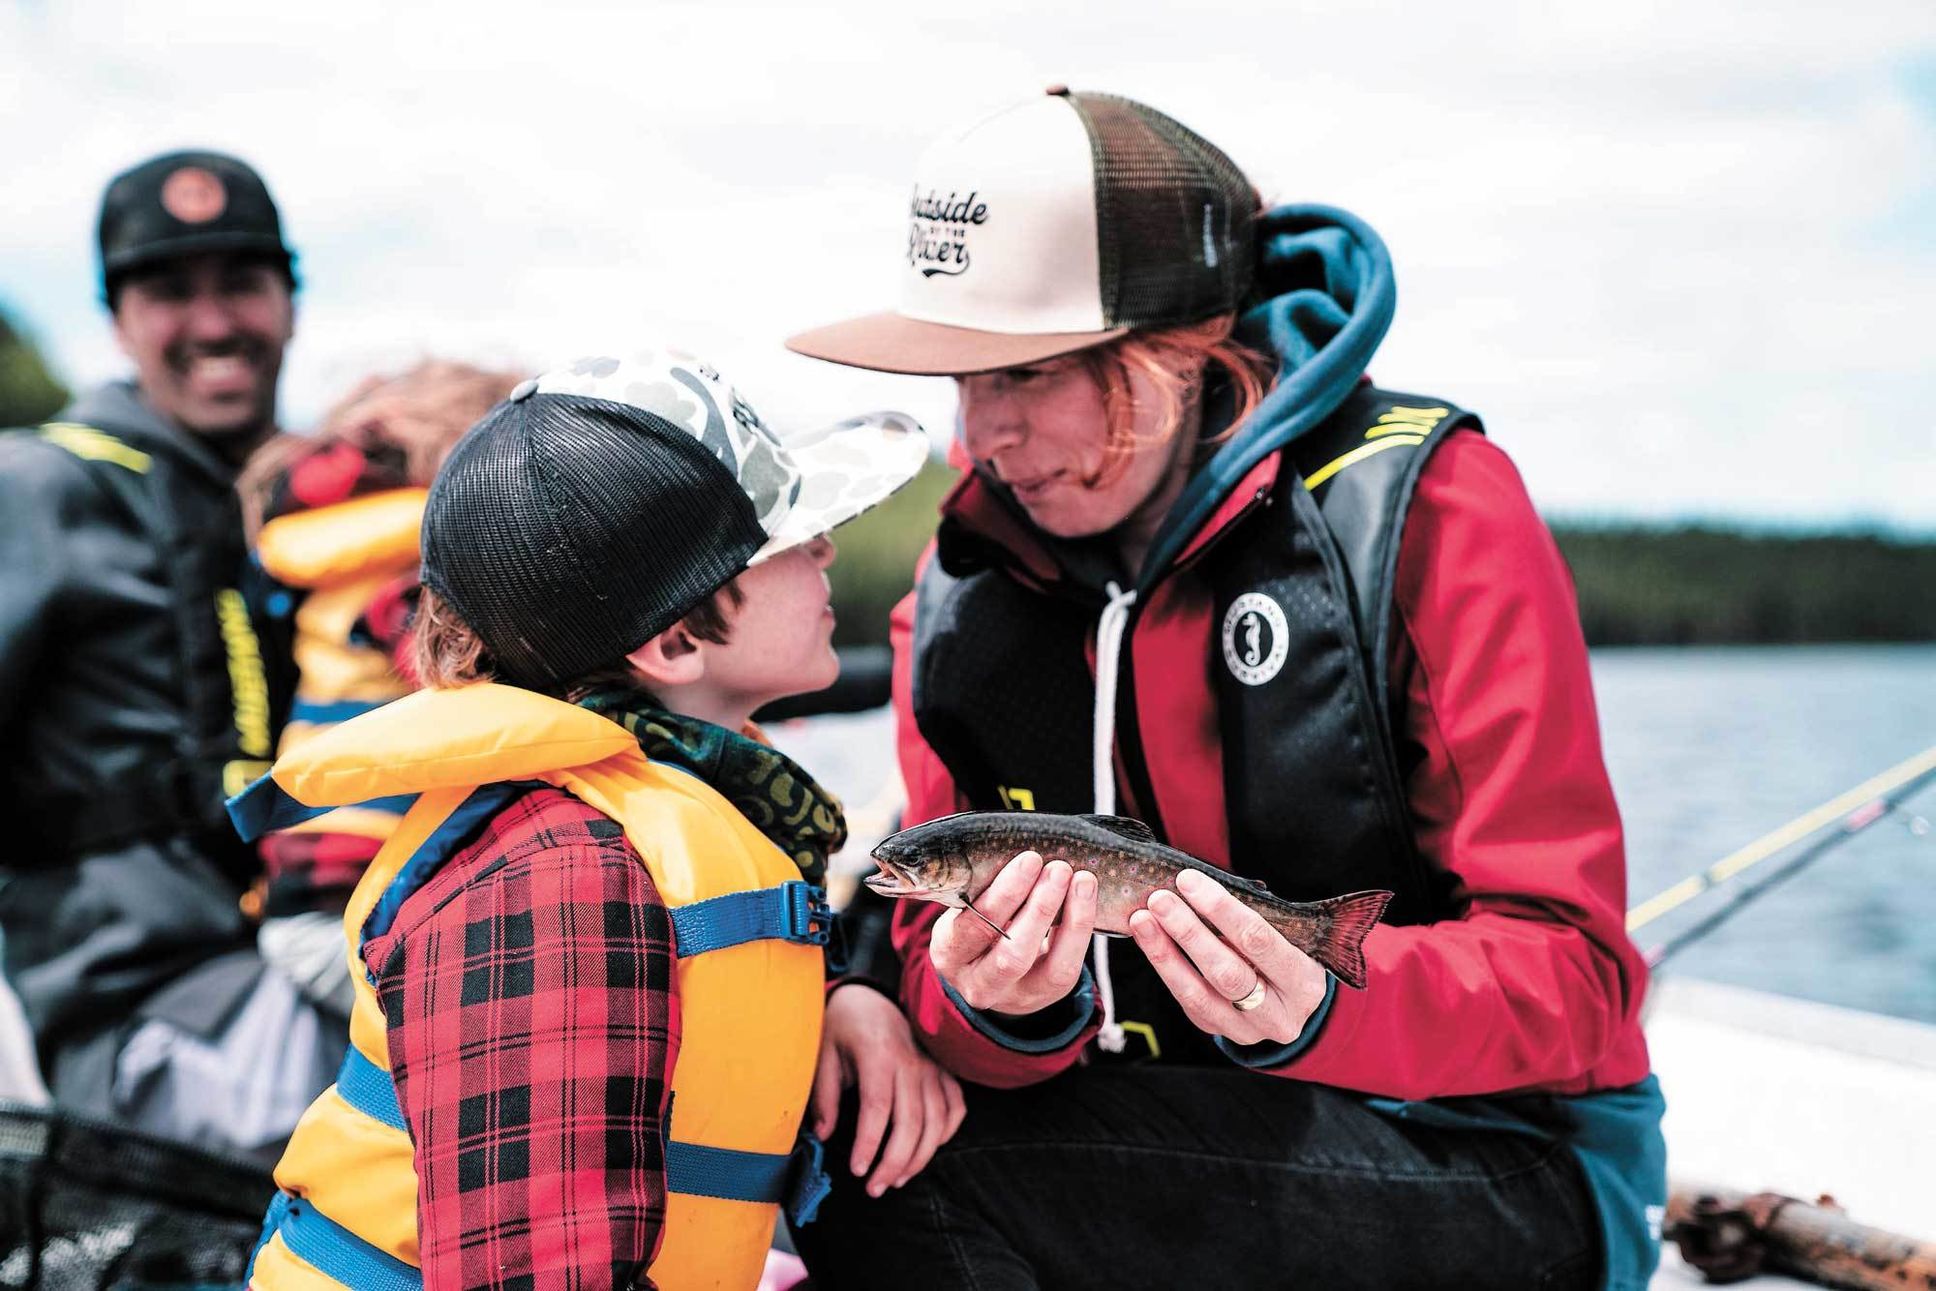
213;589;273;759
37;422;152;473
1367;405;1448;436
1304;434;1426;490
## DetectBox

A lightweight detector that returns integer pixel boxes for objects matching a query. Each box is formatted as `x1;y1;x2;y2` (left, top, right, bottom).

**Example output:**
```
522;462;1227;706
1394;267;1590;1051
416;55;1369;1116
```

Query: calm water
1594;645;1935;1025
770;644;1936;1026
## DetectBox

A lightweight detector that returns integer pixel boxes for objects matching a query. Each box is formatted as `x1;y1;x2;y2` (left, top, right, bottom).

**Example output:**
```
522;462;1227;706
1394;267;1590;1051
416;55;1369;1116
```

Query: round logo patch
1221;592;1289;686
160;166;226;224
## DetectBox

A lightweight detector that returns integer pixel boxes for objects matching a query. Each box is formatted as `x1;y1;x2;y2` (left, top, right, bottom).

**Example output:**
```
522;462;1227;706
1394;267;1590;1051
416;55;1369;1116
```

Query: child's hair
239;358;525;537
413;579;745;700
1072;312;1275;487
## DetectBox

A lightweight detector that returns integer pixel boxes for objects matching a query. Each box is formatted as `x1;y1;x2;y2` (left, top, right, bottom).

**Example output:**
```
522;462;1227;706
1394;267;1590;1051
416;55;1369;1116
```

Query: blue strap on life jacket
227;771;334;840
362;781;529;942
350;792;420;818
226;770;417;841
289;696;394;725
259;1189;424;1291
661;1133;831;1226
665;1137;793;1203
253;1131;830;1290
662;1094;833;1227
335;1044;407;1132
669;880;830;958
334;1041;830;1223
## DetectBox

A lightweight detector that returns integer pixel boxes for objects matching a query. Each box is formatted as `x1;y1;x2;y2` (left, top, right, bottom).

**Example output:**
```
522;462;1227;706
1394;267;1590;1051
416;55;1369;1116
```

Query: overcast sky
2;0;1930;530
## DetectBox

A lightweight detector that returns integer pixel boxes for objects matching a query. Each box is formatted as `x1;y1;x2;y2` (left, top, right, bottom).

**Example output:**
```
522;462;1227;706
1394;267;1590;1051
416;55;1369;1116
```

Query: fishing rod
1629;743;1936;969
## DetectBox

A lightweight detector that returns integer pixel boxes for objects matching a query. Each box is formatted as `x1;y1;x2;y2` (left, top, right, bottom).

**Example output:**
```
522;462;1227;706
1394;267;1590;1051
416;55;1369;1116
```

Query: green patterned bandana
577;689;846;885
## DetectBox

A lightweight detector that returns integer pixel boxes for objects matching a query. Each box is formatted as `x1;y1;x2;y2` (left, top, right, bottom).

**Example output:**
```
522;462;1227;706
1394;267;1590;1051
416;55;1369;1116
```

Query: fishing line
960;894;1010;941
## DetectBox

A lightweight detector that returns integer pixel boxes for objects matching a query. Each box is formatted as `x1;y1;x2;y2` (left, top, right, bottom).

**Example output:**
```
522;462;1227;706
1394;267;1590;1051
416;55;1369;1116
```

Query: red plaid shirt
364;786;679;1289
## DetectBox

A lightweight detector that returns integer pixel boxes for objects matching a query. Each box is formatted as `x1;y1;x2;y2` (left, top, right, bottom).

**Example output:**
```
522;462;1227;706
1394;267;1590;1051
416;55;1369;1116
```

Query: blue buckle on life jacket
669;881;831;958
785;1130;833;1227
787;881;834;948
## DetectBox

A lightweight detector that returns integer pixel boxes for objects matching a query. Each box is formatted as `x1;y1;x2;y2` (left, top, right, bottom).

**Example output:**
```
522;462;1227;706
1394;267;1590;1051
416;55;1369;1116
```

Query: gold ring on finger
1230;979;1267;1012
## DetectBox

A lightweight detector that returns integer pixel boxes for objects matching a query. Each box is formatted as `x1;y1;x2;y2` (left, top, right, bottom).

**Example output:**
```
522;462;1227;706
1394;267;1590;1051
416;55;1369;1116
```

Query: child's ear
625;624;707;689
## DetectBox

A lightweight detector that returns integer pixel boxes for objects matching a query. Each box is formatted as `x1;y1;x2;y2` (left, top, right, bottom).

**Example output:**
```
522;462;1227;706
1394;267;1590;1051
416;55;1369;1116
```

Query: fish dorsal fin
1079;814;1158;844
1220;868;1272;895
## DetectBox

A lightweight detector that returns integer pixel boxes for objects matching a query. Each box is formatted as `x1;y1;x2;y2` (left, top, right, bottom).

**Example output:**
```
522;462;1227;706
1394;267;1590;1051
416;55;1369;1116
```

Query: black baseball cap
97;149;295;299
421;350;928;689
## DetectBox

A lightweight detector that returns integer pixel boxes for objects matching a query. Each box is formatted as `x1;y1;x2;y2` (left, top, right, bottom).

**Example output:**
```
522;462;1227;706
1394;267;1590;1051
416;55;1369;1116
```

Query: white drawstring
1090;581;1138;1054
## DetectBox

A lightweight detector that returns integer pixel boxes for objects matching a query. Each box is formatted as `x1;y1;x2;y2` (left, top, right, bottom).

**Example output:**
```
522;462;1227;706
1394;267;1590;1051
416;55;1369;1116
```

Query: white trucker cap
787;87;1260;376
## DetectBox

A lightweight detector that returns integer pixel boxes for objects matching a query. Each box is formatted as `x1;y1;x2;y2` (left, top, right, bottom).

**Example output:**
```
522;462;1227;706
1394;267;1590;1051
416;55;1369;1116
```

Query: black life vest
909;385;1480;1057
4;417;293;868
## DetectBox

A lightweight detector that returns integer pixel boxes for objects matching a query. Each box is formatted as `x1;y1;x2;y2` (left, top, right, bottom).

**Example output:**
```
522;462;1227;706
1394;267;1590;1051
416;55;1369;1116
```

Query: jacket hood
60;378;246;486
1136;204;1395;583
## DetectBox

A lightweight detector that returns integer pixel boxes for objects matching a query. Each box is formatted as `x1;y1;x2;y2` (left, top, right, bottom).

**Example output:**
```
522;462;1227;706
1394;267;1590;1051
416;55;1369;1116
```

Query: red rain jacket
887;426;1653;1100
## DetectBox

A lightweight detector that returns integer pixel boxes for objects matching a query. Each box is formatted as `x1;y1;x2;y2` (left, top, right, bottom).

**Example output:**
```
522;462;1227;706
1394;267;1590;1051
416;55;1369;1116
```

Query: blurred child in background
240;360;521;1014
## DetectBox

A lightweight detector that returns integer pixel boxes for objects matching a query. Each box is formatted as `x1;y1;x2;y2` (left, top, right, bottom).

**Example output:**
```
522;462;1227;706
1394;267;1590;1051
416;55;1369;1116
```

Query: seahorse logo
1221;592;1289;686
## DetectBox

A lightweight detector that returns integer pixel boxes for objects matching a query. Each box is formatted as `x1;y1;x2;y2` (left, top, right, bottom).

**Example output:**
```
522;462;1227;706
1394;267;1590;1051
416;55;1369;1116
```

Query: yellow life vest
254;488;429;850
231;683;831;1291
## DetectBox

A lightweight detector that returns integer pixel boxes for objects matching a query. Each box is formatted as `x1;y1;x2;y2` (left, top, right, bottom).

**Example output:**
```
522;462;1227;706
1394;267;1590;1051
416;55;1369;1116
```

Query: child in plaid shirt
248;352;954;1289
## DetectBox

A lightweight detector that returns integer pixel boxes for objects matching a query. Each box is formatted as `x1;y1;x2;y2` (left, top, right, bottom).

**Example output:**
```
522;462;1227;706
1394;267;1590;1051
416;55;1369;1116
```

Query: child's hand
811;982;966;1197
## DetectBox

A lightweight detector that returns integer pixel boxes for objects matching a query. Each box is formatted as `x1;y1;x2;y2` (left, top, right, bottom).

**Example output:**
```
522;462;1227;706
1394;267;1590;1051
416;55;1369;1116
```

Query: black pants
794;1065;1601;1291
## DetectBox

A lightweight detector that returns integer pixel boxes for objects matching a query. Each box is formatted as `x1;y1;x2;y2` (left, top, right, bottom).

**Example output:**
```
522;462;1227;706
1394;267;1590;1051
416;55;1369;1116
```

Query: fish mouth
863;859;918;896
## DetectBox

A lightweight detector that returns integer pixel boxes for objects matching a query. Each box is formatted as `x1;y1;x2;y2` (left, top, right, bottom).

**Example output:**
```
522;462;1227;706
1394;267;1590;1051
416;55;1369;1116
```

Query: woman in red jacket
784;89;1666;1290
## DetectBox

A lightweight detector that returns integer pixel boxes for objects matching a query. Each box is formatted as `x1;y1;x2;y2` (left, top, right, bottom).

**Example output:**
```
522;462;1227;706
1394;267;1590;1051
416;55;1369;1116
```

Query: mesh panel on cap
422;395;765;689
1068;93;1258;329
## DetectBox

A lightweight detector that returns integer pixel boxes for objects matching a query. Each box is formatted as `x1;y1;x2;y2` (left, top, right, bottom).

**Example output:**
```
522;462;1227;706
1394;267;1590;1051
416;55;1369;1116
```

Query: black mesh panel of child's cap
1068;92;1259;330
420;394;766;690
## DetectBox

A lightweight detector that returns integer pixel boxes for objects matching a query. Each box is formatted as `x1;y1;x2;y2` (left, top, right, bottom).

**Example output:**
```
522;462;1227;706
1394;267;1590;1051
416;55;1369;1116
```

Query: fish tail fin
1288;890;1392;990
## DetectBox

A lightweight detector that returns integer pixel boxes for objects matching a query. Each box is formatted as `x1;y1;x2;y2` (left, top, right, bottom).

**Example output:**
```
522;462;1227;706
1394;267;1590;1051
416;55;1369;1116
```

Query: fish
866;810;1392;989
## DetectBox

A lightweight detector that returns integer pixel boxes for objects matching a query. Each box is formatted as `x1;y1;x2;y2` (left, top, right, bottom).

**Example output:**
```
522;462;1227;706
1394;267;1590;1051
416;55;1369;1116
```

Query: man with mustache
0;151;335;1162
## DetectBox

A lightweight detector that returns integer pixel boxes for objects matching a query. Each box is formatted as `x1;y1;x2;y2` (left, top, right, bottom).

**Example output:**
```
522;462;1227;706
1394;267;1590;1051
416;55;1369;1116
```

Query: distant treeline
5;306;1926;648
837;475;1936;649
1552;525;1934;646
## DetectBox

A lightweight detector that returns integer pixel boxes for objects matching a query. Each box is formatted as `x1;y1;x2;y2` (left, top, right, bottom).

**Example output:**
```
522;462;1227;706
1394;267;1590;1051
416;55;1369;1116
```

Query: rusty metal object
1666;1183;1936;1289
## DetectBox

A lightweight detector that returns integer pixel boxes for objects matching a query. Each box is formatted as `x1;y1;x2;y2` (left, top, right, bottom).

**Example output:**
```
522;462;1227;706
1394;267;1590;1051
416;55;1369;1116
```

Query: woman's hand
1127;868;1329;1047
811;983;966;1197
928;850;1097;1017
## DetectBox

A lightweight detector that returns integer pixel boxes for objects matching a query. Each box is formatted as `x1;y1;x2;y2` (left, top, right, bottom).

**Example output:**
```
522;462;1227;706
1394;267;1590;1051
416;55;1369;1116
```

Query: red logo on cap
160;167;226;224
